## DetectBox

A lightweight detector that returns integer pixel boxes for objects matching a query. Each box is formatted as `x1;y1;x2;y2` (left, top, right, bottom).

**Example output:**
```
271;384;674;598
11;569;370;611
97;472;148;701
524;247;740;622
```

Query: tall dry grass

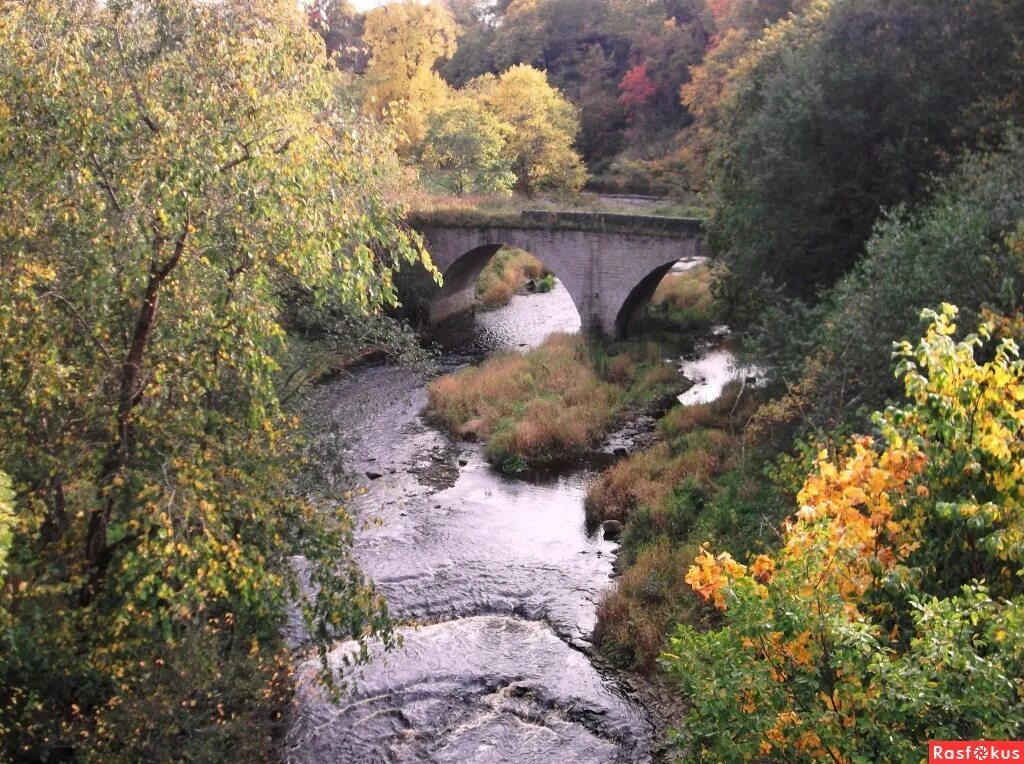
590;381;769;671
585;384;755;526
594;539;705;671
426;333;624;471
476;248;549;309
639;263;718;336
651;264;715;314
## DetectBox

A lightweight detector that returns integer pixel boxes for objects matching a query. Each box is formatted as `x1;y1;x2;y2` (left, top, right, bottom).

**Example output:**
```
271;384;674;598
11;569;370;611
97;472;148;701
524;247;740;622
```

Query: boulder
602;520;624;541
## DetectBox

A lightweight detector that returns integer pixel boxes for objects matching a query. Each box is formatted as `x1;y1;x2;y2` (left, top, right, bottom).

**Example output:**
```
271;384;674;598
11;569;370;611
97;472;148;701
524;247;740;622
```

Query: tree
663;306;1024;761
0;472;12;583
469;64;587;195
619;13;705;128
618;63;657;110
677;28;753;185
363;0;458;149
439;0;500;87
420;98;516;195
575;44;627;163
707;0;802;34
0;0;432;756
753;134;1024;432
488;0;646;168
307;0;369;72
709;0;1024;312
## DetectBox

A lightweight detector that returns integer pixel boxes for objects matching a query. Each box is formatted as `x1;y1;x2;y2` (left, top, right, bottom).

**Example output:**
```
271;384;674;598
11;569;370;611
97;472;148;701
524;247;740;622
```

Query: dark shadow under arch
613;261;680;336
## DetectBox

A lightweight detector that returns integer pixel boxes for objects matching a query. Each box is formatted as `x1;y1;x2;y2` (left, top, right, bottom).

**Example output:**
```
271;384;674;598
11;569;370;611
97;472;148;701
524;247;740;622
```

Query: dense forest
2;0;1024;761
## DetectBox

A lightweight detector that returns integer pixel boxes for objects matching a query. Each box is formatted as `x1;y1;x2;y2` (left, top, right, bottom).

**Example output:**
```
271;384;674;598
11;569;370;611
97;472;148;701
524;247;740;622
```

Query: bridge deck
408;209;703;240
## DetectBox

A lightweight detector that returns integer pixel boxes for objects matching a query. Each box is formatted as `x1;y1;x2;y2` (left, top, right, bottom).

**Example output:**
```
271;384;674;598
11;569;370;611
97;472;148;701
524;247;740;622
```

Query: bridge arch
430;241;587;328
613;260;681;336
414;218;704;337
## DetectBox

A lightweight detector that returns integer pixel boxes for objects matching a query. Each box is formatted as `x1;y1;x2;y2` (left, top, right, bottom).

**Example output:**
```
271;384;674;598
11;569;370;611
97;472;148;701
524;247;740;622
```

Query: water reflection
678;342;763;406
428;278;581;358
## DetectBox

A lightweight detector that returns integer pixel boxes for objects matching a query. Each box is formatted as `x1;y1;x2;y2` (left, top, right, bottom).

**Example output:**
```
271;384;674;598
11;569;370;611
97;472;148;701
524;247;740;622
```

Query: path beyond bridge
413;210;705;337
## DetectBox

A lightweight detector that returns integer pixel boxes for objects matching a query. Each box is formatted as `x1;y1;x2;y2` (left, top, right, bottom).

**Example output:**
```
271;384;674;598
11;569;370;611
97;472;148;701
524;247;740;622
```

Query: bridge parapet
409;209;703;239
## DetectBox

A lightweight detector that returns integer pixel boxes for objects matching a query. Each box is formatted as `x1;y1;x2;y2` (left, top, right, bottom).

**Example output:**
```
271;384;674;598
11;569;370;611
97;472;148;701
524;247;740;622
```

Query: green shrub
619;481;706;565
711;0;1024;313
595;539;705;671
751;133;1024;429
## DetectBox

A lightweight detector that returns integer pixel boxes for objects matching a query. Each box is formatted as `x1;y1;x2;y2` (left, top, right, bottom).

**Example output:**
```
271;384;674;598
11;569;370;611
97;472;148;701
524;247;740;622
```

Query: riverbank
282;255;787;761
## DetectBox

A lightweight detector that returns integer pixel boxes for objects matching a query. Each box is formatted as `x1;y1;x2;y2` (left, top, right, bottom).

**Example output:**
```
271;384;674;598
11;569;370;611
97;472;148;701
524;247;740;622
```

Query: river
284;274;750;763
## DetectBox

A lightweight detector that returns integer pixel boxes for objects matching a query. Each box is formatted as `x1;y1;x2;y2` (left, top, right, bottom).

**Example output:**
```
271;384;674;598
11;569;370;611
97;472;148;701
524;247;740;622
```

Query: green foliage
439;0;499;88
888;306;1024;598
711;0;1024;314
751;132;1024;430
666;583;1024;762
421;98;516;195
618;481;705;564
72;619;293;763
0;472;12;582
485;0;705;168
0;0;432;756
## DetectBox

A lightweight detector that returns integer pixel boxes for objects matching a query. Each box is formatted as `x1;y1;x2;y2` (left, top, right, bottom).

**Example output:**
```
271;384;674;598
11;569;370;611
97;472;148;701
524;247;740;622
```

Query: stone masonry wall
417;224;705;336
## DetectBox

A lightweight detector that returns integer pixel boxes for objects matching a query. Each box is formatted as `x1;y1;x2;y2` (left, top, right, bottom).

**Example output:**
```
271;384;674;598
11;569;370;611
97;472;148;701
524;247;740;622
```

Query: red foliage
618;64;657;108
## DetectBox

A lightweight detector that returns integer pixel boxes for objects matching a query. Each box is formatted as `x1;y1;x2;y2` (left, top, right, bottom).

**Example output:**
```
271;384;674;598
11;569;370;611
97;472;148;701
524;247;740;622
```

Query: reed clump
426;333;623;471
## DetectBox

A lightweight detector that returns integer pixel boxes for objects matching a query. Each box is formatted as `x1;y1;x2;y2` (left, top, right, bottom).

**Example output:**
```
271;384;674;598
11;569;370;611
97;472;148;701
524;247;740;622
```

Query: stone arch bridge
414;212;705;337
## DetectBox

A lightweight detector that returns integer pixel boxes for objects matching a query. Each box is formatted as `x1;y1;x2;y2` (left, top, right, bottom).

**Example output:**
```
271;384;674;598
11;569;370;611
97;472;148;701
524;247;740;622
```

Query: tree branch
89;152;123;214
113;27;162;135
81;212;191;604
218;134;296;174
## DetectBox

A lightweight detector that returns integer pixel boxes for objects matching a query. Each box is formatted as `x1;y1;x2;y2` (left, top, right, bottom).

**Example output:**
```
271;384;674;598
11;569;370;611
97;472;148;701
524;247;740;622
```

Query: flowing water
285;274;747;763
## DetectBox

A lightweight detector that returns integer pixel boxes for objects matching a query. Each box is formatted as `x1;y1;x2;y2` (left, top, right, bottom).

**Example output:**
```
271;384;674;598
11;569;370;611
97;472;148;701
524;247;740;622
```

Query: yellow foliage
469;64;586;195
677;306;1024;759
363;0;457;148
